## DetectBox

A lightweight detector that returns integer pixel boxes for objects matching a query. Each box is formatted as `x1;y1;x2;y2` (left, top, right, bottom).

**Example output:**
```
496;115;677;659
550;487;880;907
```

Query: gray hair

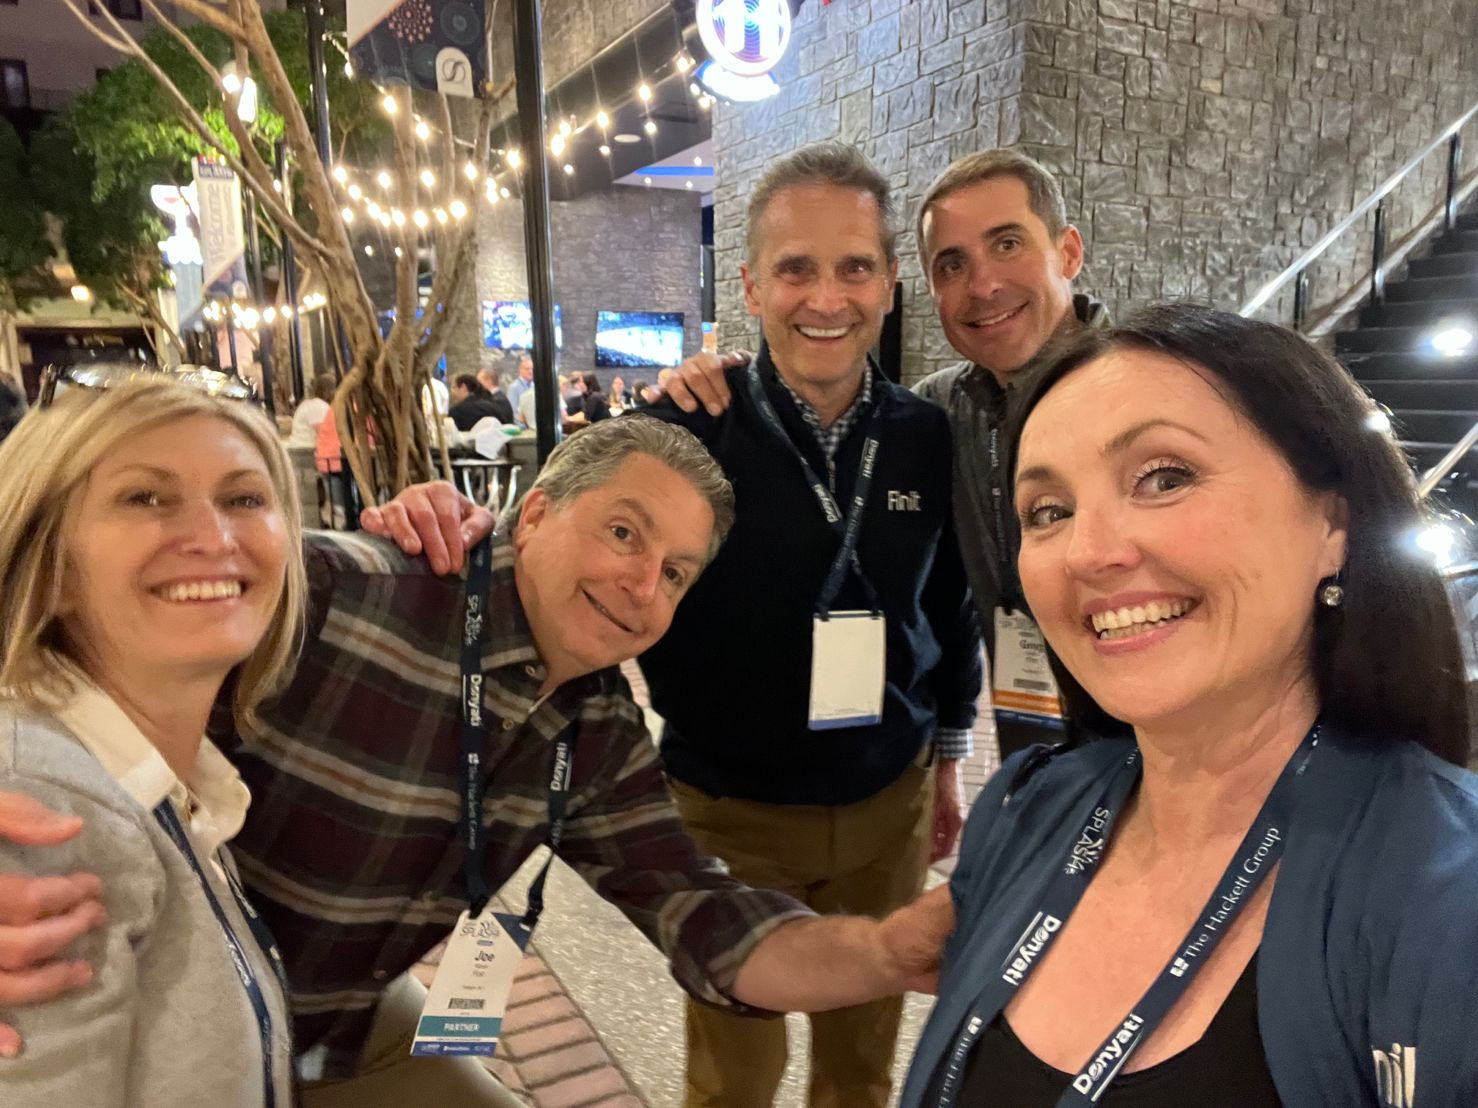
745;141;898;266
531;416;735;564
917;148;1069;270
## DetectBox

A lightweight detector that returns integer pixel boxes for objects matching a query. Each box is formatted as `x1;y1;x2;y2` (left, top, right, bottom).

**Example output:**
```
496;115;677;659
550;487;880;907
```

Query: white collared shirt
52;680;251;866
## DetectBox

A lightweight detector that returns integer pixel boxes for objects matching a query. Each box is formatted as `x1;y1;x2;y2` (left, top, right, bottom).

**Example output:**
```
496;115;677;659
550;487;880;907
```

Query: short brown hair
917;149;1069;270
746;141;898;266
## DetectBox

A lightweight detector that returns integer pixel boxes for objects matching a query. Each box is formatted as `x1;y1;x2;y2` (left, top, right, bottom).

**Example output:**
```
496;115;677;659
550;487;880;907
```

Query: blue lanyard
154;801;287;1108
744;367;884;615
460;537;572;925
934;726;1320;1107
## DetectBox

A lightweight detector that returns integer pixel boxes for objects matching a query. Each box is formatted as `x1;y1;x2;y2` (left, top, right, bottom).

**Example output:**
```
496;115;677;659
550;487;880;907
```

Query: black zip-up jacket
637;348;982;806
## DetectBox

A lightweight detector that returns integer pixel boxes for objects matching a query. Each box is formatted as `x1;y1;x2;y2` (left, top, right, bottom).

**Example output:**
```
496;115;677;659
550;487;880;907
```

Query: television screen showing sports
482;300;562;350
595;311;685;368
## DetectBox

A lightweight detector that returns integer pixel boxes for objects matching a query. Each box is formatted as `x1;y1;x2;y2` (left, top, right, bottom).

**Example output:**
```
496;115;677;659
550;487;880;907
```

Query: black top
929;955;1282;1106
582;391;611;423
450;391;513;431
634;347;982;806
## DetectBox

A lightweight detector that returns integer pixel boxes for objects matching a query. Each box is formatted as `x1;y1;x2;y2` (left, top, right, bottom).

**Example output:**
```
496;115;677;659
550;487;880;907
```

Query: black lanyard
934;726;1320;1107
460;537;572;925
745;368;884;615
154;802;287;1108
987;422;1019;613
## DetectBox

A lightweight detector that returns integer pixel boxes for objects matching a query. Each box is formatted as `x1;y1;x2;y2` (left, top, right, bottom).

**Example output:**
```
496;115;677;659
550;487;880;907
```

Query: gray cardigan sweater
0;704;294;1107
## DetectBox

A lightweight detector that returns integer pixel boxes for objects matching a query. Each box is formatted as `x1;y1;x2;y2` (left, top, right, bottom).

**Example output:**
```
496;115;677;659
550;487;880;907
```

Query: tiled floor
419;655;1002;1106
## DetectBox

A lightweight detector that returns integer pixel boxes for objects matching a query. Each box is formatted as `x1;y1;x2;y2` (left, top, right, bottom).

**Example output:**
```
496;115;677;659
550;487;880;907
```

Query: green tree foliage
0;119;50;309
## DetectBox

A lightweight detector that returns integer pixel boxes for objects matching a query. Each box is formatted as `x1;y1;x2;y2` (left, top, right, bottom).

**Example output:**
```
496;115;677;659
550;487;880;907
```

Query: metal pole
276;140;305;399
305;0;333;166
511;0;560;465
1371;200;1388;306
1447;133;1463;231
1292;269;1309;332
243;197;277;417
225;309;241;376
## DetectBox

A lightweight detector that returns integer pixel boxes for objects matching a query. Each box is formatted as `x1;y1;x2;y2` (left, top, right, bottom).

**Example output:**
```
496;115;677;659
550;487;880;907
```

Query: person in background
0;377;305;1104
903;304;1478;1106
561;372;582;415
630;379;653;410
507;355;534;413
289;373;336;449
609;375;628;412
0;378;25;444
475;368;498;394
448;373;513;431
578;372;611;424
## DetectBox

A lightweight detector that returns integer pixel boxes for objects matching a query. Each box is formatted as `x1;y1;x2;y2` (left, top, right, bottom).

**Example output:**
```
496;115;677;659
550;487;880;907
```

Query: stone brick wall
711;0;1478;383
473;188;704;386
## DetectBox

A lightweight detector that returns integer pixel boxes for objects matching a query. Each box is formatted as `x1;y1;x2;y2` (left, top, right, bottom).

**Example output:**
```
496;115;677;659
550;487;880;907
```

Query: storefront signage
696;0;792;79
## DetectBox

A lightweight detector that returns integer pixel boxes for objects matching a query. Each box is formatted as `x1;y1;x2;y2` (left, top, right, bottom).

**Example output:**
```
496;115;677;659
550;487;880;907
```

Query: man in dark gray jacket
667;149;1107;758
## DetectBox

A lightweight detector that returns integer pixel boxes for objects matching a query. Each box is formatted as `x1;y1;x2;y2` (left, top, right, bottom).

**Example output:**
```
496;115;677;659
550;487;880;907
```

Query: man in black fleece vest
636;142;982;1108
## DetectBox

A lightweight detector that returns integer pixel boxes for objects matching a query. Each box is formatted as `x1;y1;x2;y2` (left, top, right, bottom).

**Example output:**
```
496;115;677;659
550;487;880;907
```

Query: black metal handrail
1240;100;1478;329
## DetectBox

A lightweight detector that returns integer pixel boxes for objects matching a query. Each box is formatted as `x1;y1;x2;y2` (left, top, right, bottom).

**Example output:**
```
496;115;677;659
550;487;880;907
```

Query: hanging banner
347;0;486;99
192;159;249;301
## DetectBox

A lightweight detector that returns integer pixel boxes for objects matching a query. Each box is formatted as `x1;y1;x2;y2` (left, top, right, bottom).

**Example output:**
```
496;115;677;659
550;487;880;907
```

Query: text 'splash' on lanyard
155;802;288;1107
745;370;888;729
412;536;574;1058
933;726;1320;1108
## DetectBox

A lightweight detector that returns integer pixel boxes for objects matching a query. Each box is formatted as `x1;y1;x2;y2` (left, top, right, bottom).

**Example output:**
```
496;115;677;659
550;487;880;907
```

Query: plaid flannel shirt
220;532;811;1081
774;365;973;761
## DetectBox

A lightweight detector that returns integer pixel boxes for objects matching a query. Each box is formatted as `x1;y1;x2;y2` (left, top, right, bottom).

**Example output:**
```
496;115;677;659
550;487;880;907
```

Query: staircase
1337;206;1478;519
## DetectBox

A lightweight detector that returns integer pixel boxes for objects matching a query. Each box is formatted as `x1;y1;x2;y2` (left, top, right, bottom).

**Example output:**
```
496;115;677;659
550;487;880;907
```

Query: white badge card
411;910;531;1057
992;608;1065;725
809;611;886;730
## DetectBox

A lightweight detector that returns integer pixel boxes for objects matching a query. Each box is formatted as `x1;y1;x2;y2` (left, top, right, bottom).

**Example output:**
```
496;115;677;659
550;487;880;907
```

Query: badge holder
809;607;886;729
991;607;1065;730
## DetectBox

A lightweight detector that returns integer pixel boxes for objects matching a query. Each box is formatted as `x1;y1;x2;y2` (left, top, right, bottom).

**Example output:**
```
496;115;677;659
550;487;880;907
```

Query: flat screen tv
595;311;684;369
482;300;562;350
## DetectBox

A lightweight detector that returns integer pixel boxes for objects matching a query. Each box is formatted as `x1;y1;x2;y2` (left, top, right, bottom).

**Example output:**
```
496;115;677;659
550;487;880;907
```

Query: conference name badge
991;608;1065;726
411;909;532;1057
808;611;886;730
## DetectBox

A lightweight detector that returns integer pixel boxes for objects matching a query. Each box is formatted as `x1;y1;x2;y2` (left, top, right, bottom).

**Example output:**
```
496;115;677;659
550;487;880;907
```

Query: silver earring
1319;578;1344;608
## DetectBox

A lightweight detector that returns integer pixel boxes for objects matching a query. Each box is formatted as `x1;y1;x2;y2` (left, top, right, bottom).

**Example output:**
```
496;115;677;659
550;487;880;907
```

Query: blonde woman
0;378;305;1106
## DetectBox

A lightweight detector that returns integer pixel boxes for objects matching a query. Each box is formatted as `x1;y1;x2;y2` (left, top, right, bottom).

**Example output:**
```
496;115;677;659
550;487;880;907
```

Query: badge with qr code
411;910;532;1056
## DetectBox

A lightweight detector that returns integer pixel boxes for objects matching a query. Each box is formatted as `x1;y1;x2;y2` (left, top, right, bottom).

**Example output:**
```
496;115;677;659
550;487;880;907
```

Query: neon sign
696;0;792;80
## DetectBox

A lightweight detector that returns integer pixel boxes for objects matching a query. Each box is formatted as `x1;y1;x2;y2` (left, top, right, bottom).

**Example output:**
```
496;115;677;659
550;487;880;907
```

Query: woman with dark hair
903;303;1478;1107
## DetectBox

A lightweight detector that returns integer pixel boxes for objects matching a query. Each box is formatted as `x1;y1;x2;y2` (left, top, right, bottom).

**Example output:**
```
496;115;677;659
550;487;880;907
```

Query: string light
434;207;449;224
563;163;574;175
376;170;392;189
378;211;391;227
449;198;468;220
558;119;572;137
364;244;375;257
644;119;658;135
464;161;479;181
596;110;609;129
394;246;404;258
414;119;430;140
341;206;354;223
391;208;406;226
332;165;348;183
550;133;566;157
638;83;652;102
506;149;522;169
694;156;703;165
412;209;429;228
347;183;363;200
500;186;510;198
599;144;611;156
420;169;436;188
381;92;398;115
263;307;277;324
676;53;692;72
366;200;382;218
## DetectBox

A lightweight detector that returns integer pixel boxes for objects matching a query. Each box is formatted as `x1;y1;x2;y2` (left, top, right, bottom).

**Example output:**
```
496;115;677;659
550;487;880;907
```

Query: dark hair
452;373;485;394
580;372;602;394
310;373;336;403
0;379;24;445
1007;302;1469;764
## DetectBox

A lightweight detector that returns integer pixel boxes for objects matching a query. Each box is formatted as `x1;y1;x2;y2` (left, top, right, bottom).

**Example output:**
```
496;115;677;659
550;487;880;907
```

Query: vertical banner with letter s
347;0;486;99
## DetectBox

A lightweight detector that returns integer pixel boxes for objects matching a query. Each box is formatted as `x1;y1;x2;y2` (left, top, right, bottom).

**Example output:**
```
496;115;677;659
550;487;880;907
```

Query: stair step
1341;349;1478;378
1435;230;1478;253
1409;253;1478;278
1389;409;1478;441
1385;275;1478;302
1337;326;1450;354
1400;440;1475;473
1359;378;1478;409
1360;298;1478;327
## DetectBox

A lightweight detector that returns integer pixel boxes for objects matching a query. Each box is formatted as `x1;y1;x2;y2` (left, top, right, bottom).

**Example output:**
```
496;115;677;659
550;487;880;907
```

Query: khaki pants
299;973;525;1108
670;763;935;1108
